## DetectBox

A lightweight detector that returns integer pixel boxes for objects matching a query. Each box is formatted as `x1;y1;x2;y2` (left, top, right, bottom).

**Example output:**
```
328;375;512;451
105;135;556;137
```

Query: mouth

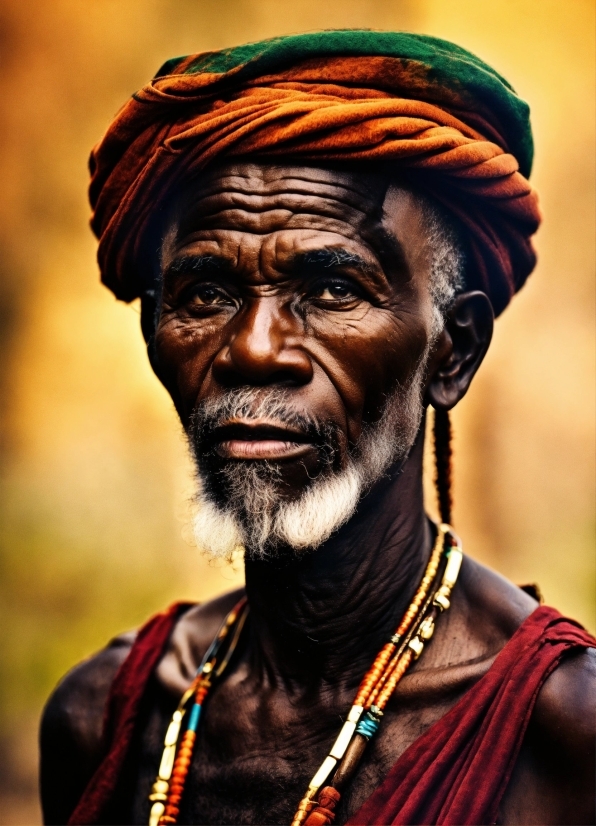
210;420;315;461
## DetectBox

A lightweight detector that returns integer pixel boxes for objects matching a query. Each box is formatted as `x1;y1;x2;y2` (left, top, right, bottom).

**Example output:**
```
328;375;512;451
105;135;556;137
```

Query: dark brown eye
189;285;231;306
311;280;359;302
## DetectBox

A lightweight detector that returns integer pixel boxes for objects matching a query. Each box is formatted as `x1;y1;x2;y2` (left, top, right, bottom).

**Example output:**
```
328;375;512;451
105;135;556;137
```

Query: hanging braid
433;408;453;526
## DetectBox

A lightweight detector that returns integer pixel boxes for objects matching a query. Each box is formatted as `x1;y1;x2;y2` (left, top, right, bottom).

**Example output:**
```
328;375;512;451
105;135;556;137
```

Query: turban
90;30;541;316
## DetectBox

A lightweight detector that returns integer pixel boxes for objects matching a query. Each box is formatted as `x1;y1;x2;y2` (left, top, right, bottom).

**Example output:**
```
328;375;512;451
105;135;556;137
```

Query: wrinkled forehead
161;161;429;273
167;161;387;224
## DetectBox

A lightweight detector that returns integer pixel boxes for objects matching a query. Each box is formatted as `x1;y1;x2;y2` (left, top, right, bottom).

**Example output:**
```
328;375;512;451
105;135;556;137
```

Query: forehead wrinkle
188;161;386;200
170;166;387;238
170;206;379;272
164;166;402;286
176;192;375;238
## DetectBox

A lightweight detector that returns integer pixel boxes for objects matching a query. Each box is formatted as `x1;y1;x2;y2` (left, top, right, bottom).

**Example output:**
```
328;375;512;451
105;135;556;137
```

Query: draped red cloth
68;605;594;825
68;602;192;826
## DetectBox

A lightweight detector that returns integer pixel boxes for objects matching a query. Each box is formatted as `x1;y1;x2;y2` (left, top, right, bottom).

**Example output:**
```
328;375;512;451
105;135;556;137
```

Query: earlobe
426;291;494;410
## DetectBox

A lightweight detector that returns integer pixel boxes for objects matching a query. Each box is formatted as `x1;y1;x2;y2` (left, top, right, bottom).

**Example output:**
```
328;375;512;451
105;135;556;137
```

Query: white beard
188;356;428;561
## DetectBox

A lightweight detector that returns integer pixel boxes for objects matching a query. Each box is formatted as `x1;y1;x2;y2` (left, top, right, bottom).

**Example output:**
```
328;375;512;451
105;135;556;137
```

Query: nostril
212;301;313;387
212;342;313;388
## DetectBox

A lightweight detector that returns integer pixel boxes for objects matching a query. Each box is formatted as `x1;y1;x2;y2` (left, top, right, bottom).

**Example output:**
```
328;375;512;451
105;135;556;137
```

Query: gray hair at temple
420;197;465;336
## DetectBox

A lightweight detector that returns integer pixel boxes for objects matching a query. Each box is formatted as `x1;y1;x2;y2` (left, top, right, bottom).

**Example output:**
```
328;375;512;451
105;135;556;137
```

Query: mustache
188;387;340;457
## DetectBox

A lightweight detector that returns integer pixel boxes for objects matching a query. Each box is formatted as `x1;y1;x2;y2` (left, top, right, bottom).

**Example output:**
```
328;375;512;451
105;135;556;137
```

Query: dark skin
40;163;595;825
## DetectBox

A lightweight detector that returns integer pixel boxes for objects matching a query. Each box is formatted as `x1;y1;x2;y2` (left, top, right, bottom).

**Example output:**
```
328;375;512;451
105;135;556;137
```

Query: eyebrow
161;248;380;284
162;254;230;281
292;248;377;276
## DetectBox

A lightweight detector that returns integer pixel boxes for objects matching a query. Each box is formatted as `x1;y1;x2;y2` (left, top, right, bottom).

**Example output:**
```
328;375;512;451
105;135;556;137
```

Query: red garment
68;605;594;825
68;602;192;826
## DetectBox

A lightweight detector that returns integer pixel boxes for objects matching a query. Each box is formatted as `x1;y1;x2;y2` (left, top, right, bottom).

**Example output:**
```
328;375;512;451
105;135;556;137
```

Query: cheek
154;316;222;421
307;306;428;435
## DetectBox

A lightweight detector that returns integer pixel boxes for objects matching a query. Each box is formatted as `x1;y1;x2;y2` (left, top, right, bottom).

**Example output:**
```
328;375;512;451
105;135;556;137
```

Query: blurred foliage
0;0;593;822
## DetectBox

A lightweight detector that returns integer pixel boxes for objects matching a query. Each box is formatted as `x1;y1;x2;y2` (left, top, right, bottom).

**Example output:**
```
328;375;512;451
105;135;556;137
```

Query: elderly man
40;31;594;826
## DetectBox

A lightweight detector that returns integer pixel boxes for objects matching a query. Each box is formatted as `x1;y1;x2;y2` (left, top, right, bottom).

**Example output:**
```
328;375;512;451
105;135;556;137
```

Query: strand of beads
158;678;210;824
292;525;463;826
330;536;463;797
291;524;449;826
148;598;248;826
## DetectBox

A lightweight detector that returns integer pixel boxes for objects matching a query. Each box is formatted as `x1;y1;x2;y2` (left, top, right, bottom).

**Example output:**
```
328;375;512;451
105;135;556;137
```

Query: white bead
309;755;338;791
329;721;357;759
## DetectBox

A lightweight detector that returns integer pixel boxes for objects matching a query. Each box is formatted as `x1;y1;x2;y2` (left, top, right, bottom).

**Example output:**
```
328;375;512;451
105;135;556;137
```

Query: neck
244;425;433;693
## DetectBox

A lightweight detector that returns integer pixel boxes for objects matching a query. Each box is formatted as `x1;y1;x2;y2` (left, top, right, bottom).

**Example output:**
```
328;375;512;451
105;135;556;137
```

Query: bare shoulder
460;555;596;737
39;588;244;823
41;631;135;763
435;556;538;670
156;587;245;696
498;645;596;824
40;631;135;824
531;644;596;769
460;556;539;638
455;559;595;823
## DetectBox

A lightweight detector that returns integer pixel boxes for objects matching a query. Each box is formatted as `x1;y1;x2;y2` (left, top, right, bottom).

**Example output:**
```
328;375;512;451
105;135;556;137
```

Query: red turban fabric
89;31;541;316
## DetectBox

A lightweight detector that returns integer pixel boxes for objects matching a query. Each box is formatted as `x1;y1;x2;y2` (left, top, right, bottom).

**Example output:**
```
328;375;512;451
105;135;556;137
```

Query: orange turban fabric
89;31;541;316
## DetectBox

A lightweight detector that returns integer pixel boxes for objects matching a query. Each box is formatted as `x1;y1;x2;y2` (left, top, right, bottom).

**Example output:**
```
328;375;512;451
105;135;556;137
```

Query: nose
212;297;314;387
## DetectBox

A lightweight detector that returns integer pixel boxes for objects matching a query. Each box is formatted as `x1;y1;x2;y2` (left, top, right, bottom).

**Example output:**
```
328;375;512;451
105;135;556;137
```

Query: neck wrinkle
243;430;433;695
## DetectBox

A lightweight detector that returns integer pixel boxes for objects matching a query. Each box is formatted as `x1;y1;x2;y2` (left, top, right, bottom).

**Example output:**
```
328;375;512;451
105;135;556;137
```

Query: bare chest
125;677;466;826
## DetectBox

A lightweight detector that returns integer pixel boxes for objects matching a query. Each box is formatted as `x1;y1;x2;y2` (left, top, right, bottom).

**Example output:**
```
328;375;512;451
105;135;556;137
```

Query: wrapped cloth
67;605;595;824
90;30;541;316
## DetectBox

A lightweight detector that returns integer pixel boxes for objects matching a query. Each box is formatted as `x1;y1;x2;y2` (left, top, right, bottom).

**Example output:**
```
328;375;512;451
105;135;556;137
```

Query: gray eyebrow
294;248;376;275
164;254;228;277
162;249;379;284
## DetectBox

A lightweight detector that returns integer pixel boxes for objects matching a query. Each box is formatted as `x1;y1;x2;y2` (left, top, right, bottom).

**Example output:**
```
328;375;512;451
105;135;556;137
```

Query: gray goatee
187;357;428;560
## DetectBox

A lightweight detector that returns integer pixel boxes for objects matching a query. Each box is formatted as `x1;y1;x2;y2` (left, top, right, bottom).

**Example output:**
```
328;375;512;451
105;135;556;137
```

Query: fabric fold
89;31;541;315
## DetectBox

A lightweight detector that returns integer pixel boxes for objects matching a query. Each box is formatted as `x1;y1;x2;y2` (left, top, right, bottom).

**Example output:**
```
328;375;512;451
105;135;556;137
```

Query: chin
191;457;364;560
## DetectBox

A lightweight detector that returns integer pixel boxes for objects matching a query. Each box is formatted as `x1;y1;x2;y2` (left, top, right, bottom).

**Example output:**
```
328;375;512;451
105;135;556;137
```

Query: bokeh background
0;0;593;822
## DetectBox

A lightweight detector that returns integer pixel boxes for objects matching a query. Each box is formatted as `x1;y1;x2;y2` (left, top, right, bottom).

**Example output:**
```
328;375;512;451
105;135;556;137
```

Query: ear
426;291;494;410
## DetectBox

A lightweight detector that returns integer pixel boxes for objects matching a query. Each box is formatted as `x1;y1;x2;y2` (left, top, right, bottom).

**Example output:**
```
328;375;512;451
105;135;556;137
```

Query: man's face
154;162;440;554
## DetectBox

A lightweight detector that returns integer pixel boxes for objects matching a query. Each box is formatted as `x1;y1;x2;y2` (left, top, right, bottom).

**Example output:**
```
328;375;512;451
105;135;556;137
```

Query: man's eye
312;281;358;301
188;285;232;306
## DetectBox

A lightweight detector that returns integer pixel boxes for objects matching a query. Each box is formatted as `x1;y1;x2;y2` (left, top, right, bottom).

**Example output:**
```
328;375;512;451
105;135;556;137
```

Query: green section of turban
156;29;533;178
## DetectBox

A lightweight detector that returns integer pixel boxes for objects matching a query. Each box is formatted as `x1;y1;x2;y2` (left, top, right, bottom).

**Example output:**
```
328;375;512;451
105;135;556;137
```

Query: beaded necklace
148;599;249;826
148;523;462;826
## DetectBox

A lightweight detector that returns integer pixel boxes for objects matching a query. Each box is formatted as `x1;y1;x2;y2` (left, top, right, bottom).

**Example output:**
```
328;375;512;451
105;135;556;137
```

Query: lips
210;421;314;461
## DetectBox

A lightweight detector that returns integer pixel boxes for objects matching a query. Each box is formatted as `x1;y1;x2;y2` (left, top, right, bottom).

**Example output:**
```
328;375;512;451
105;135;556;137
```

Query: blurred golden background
0;1;593;822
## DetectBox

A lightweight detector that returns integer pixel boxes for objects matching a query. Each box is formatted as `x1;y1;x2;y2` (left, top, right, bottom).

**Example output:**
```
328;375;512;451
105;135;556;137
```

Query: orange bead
376;651;413;708
176;756;191;768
